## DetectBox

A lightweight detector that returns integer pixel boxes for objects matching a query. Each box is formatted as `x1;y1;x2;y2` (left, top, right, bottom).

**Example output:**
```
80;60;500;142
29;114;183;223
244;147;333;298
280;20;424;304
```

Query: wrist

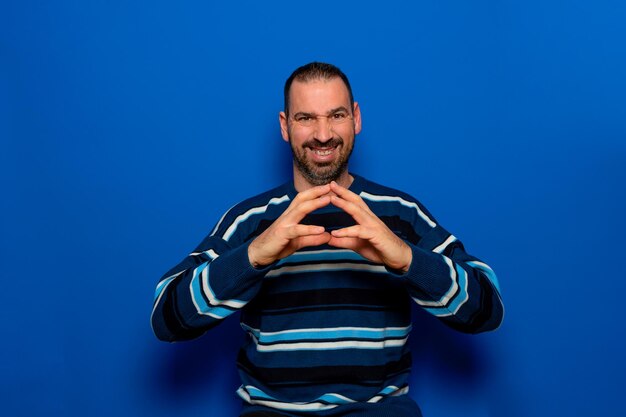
399;243;413;274
248;239;273;269
247;243;261;269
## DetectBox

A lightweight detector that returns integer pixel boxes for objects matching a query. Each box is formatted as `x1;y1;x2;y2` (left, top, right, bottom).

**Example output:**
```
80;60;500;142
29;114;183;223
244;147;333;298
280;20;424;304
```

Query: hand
328;181;413;273
248;184;332;268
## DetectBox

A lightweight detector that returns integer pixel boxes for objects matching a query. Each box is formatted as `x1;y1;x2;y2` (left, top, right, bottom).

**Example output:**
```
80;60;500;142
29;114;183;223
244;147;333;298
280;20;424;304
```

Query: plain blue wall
2;1;625;416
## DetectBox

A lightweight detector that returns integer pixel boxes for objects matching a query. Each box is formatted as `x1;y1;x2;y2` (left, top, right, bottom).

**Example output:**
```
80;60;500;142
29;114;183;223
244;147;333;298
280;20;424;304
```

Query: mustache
303;137;343;148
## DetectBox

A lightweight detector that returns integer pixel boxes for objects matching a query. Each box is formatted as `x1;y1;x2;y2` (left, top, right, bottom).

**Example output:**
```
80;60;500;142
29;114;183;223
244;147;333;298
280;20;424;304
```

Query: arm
327;181;504;334
151;184;334;342
399;226;504;334
150;235;270;342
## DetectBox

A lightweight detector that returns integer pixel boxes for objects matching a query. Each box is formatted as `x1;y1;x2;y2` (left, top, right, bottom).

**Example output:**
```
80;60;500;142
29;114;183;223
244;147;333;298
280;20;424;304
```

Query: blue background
2;1;625;416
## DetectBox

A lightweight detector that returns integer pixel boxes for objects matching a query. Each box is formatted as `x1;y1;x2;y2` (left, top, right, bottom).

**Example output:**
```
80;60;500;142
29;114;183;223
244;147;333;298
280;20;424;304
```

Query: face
280;77;362;188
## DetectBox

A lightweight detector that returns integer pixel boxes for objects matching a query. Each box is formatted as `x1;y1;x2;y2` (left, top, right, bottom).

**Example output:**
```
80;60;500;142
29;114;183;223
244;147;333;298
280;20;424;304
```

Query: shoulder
354;174;439;229
355;175;417;201
210;181;293;242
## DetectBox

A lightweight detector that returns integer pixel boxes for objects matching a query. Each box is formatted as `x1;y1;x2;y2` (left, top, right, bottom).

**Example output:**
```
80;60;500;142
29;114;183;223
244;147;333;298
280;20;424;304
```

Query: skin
248;77;412;272
279;78;360;192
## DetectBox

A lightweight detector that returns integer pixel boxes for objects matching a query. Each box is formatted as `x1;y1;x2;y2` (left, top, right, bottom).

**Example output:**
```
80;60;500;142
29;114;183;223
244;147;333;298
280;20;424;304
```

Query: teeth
313;149;333;156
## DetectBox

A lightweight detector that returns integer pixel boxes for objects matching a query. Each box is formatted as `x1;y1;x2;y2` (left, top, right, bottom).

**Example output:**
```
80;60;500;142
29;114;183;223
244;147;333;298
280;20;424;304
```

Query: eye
331;112;348;121
295;115;313;122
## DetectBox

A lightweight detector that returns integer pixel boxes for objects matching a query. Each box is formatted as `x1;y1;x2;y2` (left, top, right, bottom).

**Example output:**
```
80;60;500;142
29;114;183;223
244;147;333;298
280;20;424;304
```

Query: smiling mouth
311;147;335;156
303;138;343;162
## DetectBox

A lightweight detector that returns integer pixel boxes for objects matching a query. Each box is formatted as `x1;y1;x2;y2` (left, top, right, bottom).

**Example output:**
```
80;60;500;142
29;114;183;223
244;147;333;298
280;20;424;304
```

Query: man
151;62;504;417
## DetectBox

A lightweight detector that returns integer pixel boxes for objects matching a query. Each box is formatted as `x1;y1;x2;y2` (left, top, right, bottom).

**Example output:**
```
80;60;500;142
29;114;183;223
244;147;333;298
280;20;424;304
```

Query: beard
290;136;354;186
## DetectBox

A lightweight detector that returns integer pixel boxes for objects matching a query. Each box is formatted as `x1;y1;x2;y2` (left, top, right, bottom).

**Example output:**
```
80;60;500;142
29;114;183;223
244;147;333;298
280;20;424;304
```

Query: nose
313;117;333;142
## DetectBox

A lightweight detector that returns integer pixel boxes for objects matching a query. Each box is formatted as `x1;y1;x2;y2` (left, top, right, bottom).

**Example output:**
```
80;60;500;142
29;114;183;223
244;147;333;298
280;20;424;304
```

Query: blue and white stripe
421;264;469;317
150;271;183;329
368;384;410;403
276;249;368;266
237;384;409;412
209;202;238;236
412;256;459;307
219;194;290;242
411;255;470;316
360;191;437;228
189;248;219;258
467;260;501;292
153;271;182;304
266;262;387;278
248;338;409;352
433;234;457;254
267;249;387;278
189;263;247;319
241;323;411;352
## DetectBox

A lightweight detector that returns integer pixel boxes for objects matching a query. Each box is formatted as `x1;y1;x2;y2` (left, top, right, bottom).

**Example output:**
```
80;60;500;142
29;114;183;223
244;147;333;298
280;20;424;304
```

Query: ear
279;111;289;142
352;102;362;135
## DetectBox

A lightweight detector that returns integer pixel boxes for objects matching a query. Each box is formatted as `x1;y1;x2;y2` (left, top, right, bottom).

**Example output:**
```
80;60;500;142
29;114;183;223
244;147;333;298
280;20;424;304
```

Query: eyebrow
328;106;350;115
293;107;350;117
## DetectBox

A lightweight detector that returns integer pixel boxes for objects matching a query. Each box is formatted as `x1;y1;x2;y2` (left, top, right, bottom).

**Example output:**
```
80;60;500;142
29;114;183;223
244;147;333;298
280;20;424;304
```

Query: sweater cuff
209;241;275;298
389;243;452;296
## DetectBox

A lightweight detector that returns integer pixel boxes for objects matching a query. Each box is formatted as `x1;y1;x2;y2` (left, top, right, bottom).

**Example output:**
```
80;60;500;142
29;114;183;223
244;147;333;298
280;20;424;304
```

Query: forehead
288;78;351;112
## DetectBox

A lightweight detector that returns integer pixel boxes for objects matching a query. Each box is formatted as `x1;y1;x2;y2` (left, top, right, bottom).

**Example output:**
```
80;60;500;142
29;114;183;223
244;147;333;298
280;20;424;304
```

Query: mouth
311;147;335;156
304;138;343;163
307;145;339;163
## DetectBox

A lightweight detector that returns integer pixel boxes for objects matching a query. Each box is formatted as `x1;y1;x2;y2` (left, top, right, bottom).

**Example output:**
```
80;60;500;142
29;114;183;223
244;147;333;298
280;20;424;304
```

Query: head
280;62;362;190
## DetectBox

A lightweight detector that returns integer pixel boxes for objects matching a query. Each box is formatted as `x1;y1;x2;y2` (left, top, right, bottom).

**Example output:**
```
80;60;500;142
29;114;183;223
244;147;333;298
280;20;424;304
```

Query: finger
327;236;362;250
327;236;382;264
293;184;331;204
284;184;331;218
330;225;370;239
330;181;367;206
285;224;326;239
287;195;331;223
329;182;374;218
294;232;332;250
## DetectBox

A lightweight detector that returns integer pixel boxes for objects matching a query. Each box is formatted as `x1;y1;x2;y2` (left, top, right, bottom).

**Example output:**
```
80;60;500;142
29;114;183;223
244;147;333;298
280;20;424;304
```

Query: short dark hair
283;62;354;116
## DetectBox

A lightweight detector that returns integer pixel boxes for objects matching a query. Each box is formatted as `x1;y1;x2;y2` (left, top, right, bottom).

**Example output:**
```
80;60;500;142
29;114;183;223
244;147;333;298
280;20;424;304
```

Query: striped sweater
151;174;504;415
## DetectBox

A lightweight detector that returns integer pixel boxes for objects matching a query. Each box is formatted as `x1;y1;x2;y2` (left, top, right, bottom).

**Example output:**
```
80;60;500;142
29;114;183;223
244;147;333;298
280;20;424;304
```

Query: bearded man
151;62;504;417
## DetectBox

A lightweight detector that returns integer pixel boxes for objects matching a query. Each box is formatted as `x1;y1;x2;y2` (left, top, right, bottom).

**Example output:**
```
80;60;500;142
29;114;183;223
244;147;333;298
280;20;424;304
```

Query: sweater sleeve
397;223;504;334
150;228;273;342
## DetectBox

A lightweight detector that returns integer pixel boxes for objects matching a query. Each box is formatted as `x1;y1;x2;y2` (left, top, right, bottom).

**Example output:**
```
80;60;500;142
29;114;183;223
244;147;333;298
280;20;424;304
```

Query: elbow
151;321;200;342
444;315;503;334
154;333;177;343
443;318;500;334
469;301;505;334
444;300;505;335
151;313;208;342
151;317;178;342
469;314;504;334
464;274;505;334
150;292;197;342
150;304;190;342
469;295;505;334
